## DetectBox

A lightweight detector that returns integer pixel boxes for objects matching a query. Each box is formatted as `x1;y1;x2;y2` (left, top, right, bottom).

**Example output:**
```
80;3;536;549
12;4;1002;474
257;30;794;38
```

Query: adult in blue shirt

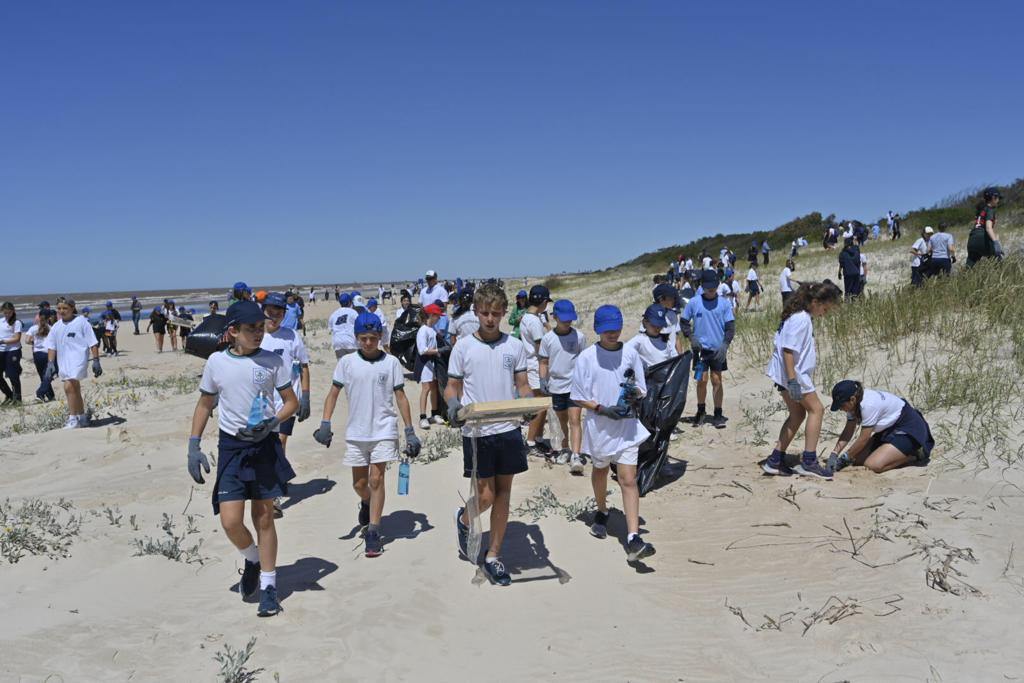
681;270;736;428
281;293;303;331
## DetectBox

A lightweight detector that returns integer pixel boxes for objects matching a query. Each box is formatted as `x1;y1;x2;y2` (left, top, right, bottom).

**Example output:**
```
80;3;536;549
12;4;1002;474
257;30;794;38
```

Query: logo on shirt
68;332;76;338
377;373;388;386
502;354;514;370
336;315;348;325
271;349;284;356
252;367;271;386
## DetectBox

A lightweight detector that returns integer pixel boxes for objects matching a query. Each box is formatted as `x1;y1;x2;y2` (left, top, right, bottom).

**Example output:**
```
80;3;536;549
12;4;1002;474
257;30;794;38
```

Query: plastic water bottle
397;460;410;495
291;361;300;381
616;369;637;416
247;390;269;428
694;358;705;382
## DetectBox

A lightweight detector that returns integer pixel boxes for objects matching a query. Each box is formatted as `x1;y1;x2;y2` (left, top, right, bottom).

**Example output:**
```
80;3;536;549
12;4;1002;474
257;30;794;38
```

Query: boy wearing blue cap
186;300;298;617
627;304;675;369
366;298;389;351
328;293;358;359
538;299;587;473
313;311;421;557
260;293;311;449
681;270;736;429
571;305;656;562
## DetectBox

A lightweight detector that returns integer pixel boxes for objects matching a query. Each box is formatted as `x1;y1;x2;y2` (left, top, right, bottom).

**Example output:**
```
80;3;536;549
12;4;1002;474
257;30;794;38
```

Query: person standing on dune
45;297;102;428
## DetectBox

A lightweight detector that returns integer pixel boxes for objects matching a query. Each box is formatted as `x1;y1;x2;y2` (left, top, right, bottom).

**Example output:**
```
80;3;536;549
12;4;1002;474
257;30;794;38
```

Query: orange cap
255;290;268;302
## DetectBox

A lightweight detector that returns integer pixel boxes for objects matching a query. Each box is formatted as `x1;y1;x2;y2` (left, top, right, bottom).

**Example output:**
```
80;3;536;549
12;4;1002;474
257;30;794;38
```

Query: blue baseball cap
152;306;161;314
652;283;678;302
233;281;249;291
82;306;91;313
339;293;352;305
516;289;528;299
354;311;383;334
552;299;577;321
263;292;288;308
700;270;720;289
367;298;378;308
724;269;734;279
105;300;113;307
226;301;267;326
643;303;670;329
594;305;624;333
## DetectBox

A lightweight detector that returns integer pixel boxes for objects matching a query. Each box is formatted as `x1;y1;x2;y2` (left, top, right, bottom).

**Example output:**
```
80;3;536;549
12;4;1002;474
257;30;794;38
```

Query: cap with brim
700;270;720;289
652;283;677;302
924;226;934;234
516;290;528;298
352;295;367;308
643;303;669;329
263;292;288;308
425;270;437;279
354;311;383;334
830;380;861;411
552;299;577;321
367;298;378;307
424;303;444;316
226;301;268;326
339;293;352;305
529;285;552;303
594;304;623;334
233;281;248;291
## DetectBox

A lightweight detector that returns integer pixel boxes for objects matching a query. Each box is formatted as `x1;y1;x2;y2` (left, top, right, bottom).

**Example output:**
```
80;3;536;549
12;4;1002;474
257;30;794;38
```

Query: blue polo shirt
282;303;302;330
682;294;735;351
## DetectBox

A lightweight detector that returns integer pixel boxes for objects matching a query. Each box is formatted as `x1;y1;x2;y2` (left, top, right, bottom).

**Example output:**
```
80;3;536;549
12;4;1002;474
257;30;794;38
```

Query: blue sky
2;1;1022;294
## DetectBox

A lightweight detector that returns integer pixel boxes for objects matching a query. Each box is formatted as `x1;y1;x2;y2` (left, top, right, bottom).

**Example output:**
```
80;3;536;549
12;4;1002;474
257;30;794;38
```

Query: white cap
425;269;437;279
352;295;367;308
924;226;934;234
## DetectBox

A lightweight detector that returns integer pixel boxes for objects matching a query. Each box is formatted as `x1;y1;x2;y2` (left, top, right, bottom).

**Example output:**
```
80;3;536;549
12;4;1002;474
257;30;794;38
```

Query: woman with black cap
825;380;934;474
967;187;1004;267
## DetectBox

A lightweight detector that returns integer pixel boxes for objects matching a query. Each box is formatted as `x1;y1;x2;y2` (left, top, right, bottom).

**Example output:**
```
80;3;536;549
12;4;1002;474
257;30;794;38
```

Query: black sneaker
691;411;707;427
364;529;383;558
626;536;656;561
239;560;260;600
454;507;469;559
710;414;727;429
483;558;512;586
762;453;794;477
257;585;281;617
358;500;370;529
590;511;609;539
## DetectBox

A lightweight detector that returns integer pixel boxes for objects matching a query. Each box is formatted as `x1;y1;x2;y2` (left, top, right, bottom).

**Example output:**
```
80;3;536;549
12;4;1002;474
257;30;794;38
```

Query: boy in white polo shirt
313;312;421;557
445;283;532;586
520;284;552;456
571;305;656;562
44;297;102;428
328;293;358;358
538;299;587;473
626;304;675;369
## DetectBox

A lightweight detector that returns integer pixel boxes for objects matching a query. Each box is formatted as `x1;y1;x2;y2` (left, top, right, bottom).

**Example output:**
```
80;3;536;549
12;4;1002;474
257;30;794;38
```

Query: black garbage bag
390;306;421;371
433;331;453;395
184;314;229;360
636;351;691;496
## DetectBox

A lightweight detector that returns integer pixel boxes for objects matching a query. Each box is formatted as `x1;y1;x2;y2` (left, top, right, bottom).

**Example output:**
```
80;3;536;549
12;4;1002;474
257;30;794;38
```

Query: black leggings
33;351;55;400
1;349;22;399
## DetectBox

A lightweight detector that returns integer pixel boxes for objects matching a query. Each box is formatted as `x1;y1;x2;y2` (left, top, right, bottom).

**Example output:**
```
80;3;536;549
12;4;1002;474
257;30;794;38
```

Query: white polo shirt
448;333;528;437
538;328;587;394
332;351;406;441
328;306;358;350
626;332;674;369
260;326;310;412
0;318;23;352
852;389;906;432
199;348;291;435
45;316;98;379
570;343;650;455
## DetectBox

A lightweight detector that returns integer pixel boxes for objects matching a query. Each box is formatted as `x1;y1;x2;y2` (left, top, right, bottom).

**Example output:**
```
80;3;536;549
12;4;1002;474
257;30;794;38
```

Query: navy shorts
695;348;728;373
217;434;287;506
551;392;577;412
278;417;295;436
462;429;528;479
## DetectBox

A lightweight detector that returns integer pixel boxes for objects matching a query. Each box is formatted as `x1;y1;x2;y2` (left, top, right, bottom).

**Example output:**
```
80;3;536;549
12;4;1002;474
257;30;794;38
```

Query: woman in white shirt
0;302;24;404
24;309;57;401
745;266;762;310
825;380;934;474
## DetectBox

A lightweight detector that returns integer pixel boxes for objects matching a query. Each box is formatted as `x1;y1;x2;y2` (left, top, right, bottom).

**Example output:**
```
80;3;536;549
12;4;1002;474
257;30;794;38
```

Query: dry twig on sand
778;484;800;510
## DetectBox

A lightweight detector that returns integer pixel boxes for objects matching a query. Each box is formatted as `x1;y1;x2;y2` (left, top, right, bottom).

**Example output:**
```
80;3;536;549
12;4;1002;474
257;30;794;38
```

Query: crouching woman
826;380;934;474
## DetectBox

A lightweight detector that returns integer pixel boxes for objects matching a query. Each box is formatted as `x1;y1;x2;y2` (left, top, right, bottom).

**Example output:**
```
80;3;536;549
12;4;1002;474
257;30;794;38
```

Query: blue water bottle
694;358;705;382
247;390;268;428
616;369;637;416
397;460;410;495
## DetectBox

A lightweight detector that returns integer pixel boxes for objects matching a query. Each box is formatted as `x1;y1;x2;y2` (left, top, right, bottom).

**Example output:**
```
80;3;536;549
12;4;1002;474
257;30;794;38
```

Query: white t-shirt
519;312;545;366
260;326;309;411
850;389;905;432
104;318;119;333
419;284;449;308
328;306;358;350
370;309;389;344
747;268;759;282
416;325;437;355
26;324;47;354
0;318;23;352
701;256;713;270
911;237;928;267
684;259;693;270
451;312;480;339
780;267;794;293
448;333;528;437
332;351;406;441
538;328;587;394
626;332;674;369
765;311;817;394
45;316;98;369
570;343;650;455
199;348;291;435
663;309;681;353
929;232;954;259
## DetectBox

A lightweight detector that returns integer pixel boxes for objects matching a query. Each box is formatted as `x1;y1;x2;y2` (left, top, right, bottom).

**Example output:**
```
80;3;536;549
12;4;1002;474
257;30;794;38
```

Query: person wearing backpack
837;238;862;299
967;187;1004;267
910;227;933;286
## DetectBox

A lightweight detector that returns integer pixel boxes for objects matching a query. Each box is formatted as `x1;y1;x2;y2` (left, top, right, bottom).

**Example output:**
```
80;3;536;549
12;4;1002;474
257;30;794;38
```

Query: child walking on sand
571;305;655;562
762;282;843;479
414;303;445;429
25;309;57;401
313;312;421;557
0;302;24;405
538;299;587;473
44;298;103;428
186;301;298;617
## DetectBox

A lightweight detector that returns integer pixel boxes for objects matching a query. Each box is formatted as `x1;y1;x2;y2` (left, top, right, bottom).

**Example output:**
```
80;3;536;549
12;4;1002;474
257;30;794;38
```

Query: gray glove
596;404;626;420
404;426;421;458
786;378;803;402
313;420;333;447
187;437;211;484
447;396;464;427
539;376;550;395
297;391;311;422
92;357;103;378
993;240;1004;258
43;360;57;382
827;452;851;472
236;416;280;442
713;345;728;366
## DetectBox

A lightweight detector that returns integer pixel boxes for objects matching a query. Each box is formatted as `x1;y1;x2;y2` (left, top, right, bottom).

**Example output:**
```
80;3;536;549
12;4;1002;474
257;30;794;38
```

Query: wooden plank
458;397;551;424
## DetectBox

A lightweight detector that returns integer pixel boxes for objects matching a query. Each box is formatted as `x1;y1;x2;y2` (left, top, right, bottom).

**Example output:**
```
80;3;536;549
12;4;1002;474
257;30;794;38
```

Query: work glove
539;377;550;395
403;426;421;458
43;360;57;383
92;358;103;378
690;342;701;357
447;396;464;427
786;378;803;402
596;404;626;420
297;391;311;422
993;240;1004;258
187;437;211;484
827;452;851;473
236;416;280;443
313;420;333;447
713;345;728;366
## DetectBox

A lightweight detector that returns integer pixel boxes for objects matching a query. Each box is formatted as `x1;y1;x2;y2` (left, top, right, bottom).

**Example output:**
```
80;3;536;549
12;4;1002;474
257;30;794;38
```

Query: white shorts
527;363;541;391
419;362;435;384
343;439;399;467
59;357;88;381
590;444;639;470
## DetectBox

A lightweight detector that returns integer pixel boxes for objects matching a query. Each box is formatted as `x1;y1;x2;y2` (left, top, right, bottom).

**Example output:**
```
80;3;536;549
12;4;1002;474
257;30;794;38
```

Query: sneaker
419;417;431;430
482;558;511;587
828;452;851;473
526;443;548;459
590;510;609;539
77;414;90;428
454;507;469;559
626;535;656;561
554;449;570;465
691;411;706;427
63;416;79;430
569;453;585;475
257;585;281;617
364;529;383;557
794;458;833;480
358;500;370;529
239;560;260;600
273;498;284;519
535;439;553;454
762;453;794;476
710;414;727;429
430;414;447;426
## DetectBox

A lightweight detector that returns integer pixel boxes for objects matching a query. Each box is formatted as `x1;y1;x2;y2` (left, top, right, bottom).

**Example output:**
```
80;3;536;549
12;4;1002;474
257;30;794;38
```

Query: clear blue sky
2;1;1022;294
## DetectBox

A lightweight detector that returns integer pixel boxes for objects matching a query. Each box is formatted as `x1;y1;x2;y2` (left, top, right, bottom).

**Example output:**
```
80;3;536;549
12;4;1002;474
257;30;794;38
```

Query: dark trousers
911;266;923;287
843;274;859;299
762;253;769;265
1;349;22;399
33;351;55;400
132;311;141;334
931;258;952;276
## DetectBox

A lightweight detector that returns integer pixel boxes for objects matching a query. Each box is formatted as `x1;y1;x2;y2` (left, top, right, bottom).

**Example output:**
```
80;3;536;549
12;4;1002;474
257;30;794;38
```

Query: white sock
627;533;639;543
526;440;536;447
239;543;259;564
260;570;276;590
485;555;499;564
